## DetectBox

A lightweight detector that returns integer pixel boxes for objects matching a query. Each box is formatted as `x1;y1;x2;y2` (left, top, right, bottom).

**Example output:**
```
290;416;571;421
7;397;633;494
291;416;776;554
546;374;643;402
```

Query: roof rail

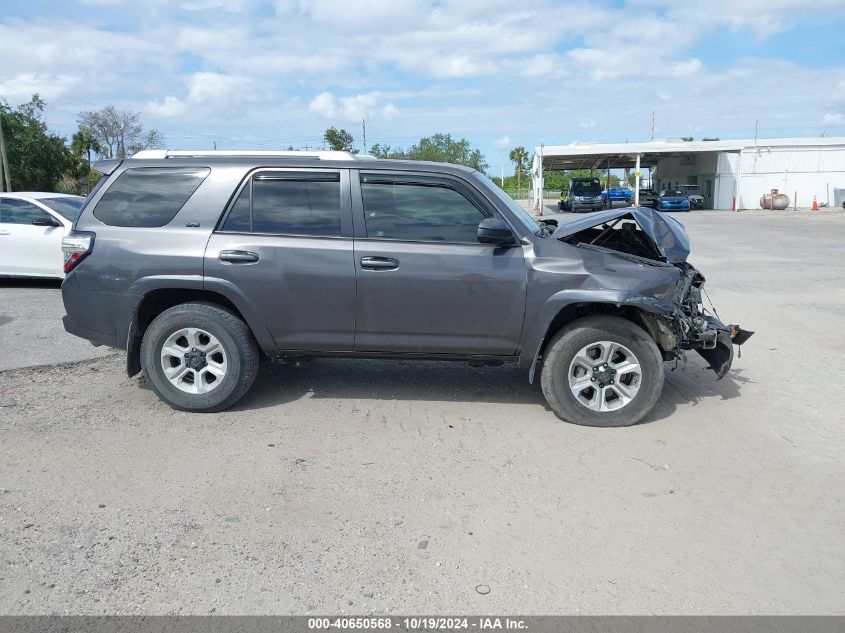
130;149;363;161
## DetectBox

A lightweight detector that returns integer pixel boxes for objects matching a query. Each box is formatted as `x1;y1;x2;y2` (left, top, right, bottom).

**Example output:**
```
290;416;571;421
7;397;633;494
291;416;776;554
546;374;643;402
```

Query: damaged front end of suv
544;207;753;380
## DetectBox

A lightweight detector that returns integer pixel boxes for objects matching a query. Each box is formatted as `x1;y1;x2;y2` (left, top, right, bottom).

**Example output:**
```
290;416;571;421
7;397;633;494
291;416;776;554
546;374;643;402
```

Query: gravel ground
0;279;114;371
0;210;843;615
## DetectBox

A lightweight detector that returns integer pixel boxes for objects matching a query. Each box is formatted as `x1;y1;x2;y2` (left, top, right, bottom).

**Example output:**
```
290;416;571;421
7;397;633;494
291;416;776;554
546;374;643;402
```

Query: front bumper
692;323;754;379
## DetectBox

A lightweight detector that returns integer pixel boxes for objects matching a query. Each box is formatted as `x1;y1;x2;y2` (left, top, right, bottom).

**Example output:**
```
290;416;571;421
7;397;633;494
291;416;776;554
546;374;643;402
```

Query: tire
540;315;664;427
140;303;260;412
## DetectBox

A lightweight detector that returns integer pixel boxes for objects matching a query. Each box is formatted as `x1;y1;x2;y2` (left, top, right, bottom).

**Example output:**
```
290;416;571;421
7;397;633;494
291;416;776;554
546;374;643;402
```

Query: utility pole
213;140;217;150
0;114;10;192
362;118;367;154
651;111;655;141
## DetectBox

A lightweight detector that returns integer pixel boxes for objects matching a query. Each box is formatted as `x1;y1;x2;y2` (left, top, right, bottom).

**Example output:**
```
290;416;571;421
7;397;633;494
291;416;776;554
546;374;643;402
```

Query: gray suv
61;150;752;427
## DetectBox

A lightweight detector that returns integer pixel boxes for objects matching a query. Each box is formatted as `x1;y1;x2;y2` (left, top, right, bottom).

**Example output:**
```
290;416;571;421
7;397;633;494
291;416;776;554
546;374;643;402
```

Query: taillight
62;231;95;273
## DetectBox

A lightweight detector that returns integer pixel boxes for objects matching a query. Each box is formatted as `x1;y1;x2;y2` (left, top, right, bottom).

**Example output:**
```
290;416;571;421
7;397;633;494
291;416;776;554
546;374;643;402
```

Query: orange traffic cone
812;195;818;211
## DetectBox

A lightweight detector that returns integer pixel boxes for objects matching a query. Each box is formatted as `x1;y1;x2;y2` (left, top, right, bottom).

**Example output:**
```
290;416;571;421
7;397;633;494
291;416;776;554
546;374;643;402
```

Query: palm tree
509;146;528;195
71;130;102;194
71;130;102;174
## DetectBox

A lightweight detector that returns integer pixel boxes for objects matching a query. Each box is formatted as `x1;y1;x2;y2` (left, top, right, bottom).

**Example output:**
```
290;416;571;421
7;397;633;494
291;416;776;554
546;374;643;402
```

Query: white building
532;137;845;209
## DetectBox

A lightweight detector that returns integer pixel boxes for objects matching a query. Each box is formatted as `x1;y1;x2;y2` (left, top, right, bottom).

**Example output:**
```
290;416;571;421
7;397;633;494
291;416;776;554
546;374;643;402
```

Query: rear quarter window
93;167;210;227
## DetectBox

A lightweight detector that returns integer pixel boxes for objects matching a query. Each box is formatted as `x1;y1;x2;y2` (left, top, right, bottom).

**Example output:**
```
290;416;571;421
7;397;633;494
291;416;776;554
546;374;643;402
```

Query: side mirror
477;217;515;246
33;217;61;227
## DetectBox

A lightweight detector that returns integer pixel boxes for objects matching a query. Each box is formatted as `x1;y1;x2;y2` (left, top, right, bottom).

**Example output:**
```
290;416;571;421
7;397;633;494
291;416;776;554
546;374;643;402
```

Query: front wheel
540;315;664;427
140;303;260;412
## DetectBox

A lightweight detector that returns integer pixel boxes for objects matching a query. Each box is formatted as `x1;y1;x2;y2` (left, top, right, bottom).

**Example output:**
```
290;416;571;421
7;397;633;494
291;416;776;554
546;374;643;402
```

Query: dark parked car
659;190;691;212
559;177;603;212
61;150;751;427
638;189;659;208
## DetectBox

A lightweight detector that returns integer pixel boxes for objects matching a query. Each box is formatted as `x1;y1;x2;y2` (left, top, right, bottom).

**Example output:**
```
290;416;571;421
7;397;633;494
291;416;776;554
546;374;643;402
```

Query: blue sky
2;0;844;171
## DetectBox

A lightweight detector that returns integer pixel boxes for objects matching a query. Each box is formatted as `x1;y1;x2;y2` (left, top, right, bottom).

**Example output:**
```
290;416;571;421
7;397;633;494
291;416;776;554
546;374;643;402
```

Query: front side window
0;198;53;225
221;172;341;237
360;179;485;243
93;167;210;227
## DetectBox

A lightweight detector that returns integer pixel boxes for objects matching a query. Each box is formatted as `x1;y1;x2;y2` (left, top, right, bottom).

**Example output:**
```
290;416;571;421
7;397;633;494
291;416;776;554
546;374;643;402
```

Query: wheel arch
124;281;276;377
524;295;674;384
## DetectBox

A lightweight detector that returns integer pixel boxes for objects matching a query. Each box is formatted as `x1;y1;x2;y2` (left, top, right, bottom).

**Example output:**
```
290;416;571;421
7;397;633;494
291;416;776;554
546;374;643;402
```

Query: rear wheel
140;303;259;412
540;315;664;427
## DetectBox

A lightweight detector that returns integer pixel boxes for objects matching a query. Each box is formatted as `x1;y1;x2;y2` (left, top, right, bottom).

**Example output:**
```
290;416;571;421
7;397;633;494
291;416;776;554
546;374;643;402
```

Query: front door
352;172;527;355
204;168;356;352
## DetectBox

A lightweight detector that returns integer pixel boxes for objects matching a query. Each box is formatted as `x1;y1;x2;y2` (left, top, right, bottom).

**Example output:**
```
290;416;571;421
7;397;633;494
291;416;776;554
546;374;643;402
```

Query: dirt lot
1;210;843;615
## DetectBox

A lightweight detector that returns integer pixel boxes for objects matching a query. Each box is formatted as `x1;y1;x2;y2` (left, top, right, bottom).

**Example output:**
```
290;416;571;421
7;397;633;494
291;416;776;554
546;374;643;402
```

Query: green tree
508;146;528;193
369;143;403;159
0;94;71;191
68;129;103;194
323;127;356;152
78;105;163;159
681;136;694;142
406;133;487;171
71;129;101;171
368;135;487;171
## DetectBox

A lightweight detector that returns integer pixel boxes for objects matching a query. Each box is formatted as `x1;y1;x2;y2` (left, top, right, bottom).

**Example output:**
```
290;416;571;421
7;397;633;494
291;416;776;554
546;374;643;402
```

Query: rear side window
93;167;210;227
221;172;341;237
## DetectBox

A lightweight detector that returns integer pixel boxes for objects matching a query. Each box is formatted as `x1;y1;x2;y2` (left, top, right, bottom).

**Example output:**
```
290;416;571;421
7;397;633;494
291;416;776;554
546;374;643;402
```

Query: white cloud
0;73;78;102
2;0;844;159
308;92;338;119
822;112;844;126
632;0;845;39
147;72;256;118
669;58;703;77
309;92;391;122
381;103;399;120
147;95;188;118
495;135;511;148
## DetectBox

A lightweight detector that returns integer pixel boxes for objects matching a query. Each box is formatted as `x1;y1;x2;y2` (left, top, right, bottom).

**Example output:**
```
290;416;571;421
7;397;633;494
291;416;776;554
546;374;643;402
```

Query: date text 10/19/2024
308;617;528;630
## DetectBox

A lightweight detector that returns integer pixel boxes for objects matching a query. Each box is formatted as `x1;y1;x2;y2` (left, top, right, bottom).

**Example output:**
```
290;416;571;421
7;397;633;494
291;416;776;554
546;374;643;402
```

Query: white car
0;192;86;278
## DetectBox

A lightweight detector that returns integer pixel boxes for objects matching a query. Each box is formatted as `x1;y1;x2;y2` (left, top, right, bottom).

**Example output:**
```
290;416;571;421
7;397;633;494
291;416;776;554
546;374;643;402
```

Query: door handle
360;256;399;271
219;250;259;264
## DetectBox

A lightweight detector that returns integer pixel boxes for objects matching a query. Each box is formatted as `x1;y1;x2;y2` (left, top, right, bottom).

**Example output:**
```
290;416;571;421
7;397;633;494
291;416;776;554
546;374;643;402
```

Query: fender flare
121;275;278;377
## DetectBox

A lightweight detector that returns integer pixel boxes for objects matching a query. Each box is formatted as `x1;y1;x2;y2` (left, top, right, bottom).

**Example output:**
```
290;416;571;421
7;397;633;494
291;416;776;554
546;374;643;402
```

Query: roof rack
130;149;363;161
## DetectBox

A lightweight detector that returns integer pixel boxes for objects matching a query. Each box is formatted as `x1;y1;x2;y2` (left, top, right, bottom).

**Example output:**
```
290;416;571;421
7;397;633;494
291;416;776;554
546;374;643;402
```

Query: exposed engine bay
551;210;754;378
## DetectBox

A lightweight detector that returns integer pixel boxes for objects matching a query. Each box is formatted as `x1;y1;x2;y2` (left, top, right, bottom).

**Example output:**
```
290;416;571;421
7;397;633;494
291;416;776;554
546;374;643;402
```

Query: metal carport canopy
534;139;748;171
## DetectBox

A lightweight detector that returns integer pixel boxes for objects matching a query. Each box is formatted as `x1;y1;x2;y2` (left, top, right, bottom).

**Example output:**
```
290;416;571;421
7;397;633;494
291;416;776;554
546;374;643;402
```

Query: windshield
39;196;85;221
662;190;686;197
471;172;540;235
571;179;601;194
682;185;701;194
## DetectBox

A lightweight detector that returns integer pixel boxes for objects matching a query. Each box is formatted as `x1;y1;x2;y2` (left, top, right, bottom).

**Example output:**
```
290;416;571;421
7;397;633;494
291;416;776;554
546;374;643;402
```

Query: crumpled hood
551;206;691;264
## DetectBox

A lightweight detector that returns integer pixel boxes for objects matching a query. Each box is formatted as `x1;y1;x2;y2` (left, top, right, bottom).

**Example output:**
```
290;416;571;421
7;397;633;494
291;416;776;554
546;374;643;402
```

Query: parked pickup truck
61;150;752;427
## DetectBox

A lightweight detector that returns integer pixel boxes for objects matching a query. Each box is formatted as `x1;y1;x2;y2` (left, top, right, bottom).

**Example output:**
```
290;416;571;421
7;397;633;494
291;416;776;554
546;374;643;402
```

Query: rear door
0;197;66;276
351;171;527;355
204;168;356;352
